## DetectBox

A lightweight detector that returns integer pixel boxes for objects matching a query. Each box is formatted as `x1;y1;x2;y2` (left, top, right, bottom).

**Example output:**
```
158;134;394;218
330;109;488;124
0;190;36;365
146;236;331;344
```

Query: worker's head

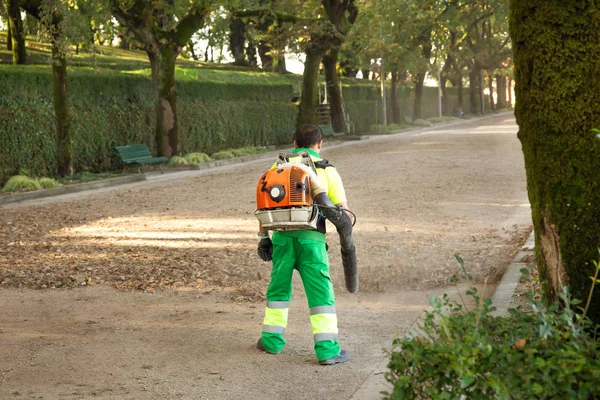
294;124;323;152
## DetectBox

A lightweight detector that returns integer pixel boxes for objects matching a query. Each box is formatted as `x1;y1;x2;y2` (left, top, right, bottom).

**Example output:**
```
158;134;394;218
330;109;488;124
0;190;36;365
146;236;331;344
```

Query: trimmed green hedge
0;66;296;184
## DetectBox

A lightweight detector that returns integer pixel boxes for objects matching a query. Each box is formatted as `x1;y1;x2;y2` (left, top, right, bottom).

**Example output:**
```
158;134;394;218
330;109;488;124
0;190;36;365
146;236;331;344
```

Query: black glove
257;237;273;262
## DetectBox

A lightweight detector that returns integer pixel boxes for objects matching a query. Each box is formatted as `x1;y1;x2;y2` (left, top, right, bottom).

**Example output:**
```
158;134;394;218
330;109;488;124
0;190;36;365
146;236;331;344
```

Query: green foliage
168;156;188;165
1;175;42;192
184;152;211;164
37;177;60;189
370;123;410;133
412;118;433;127
0;66;297;186
384;257;600;400
427;116;459;124
59;171;116;184
211;150;236;160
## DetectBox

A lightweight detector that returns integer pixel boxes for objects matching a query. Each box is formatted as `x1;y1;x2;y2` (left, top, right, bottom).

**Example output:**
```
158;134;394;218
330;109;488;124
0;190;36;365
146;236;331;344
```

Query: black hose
313;193;358;293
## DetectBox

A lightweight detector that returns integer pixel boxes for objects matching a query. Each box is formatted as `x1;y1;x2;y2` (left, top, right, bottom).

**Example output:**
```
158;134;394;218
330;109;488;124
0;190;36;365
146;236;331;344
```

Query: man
256;124;349;365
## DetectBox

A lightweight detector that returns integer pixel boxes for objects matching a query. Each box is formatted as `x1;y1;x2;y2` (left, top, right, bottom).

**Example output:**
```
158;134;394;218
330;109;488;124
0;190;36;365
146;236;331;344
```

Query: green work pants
261;233;340;362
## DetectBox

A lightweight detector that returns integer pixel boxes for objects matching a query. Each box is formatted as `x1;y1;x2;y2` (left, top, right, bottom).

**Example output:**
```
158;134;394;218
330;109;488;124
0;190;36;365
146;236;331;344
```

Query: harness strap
314;159;334;169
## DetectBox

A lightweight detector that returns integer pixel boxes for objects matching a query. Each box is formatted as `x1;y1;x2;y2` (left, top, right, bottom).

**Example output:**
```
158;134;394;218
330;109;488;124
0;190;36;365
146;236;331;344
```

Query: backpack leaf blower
255;151;358;293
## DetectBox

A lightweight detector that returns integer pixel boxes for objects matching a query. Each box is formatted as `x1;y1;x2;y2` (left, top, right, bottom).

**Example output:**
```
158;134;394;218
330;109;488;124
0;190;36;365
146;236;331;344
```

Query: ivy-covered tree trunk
510;1;600;324
51;38;72;177
148;45;180;157
7;0;26;64
297;50;323;126
323;49;348;133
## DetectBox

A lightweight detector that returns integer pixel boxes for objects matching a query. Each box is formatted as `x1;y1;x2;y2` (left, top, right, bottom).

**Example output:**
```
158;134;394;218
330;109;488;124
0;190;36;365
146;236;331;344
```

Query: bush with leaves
1;175;42;192
211;150;236;160
383;254;600;400
185;152;212;164
168;156;189;166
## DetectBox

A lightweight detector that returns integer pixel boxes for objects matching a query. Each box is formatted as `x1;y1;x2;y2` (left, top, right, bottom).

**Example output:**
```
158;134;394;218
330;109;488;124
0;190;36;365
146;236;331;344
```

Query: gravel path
0;113;531;399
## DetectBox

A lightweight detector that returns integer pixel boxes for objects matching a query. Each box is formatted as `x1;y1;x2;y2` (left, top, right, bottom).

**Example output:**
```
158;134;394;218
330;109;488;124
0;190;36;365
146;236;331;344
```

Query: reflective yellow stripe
263;307;289;328
310;313;338;334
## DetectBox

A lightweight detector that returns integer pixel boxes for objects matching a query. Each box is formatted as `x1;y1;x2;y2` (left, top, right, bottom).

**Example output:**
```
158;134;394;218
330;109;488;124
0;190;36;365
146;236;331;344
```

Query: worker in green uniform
256;124;349;365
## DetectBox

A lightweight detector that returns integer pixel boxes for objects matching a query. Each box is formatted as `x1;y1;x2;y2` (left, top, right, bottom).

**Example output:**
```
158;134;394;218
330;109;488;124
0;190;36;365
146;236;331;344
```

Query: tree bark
229;15;246;66
148;44;179;157
390;71;400;124
440;58;453;116
297;50;323;126
469;65;480;114
51;37;72;176
510;0;600;324
413;72;425;121
487;72;495;111
257;41;274;70
6;15;12;50
508;77;513;107
323;49;348;133
7;0;26;64
496;74;507;109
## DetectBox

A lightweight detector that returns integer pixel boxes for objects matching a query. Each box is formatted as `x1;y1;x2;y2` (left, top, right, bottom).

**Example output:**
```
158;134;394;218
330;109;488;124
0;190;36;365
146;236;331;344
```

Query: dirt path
0;114;531;399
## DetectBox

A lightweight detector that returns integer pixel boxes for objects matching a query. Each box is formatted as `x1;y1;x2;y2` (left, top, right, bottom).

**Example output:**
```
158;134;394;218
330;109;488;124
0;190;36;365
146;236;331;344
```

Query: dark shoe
319;349;349;365
256;338;278;354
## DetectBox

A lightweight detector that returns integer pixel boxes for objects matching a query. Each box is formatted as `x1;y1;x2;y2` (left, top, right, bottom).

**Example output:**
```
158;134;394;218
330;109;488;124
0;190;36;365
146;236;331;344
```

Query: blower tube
278;162;359;293
313;192;358;293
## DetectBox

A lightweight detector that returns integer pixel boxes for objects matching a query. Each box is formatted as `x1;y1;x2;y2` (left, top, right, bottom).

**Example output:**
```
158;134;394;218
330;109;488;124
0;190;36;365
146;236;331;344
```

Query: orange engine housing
257;165;312;210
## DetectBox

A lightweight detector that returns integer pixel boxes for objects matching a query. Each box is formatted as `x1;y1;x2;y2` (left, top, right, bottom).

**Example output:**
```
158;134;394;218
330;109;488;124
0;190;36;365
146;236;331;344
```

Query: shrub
412;118;433;127
168;156;188;165
370;124;411;133
427;116;460;124
212;150;236;160
184;152;211;164
383;255;600;400
1;175;42;192
37;177;60;189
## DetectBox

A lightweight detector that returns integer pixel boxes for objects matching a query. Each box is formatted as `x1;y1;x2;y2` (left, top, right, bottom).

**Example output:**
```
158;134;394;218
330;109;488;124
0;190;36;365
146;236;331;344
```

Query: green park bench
318;124;345;138
114;144;169;173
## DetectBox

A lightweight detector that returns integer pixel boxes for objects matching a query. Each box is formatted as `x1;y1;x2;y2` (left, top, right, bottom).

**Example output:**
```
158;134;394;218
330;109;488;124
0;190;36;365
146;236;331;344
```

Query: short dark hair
294;124;323;148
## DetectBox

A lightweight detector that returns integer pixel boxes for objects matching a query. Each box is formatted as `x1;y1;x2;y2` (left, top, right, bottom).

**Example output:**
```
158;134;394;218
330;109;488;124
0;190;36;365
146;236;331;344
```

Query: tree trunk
6;16;13;51
323;49;348;133
440;59;453;116
148;45;180;157
188;41;199;61
487;72;495;111
390;71;401;124
360;68;369;80
246;40;257;66
457;73;464;109
496;74;507;109
469;65;480;114
413;72;425;121
119;35;130;50
274;55;287;74
7;0;26;64
51;38;72;177
257;41;274;70
297;50;323;126
507;77;513;107
510;0;600;324
229;15;246;66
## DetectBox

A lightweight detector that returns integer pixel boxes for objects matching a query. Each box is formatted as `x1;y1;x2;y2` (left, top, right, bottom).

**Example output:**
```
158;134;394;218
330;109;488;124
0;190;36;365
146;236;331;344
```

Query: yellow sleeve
323;167;347;205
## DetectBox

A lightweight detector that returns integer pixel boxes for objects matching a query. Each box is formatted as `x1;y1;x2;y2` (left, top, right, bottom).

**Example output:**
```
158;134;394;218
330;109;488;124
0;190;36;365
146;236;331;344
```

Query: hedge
0;66;297;184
